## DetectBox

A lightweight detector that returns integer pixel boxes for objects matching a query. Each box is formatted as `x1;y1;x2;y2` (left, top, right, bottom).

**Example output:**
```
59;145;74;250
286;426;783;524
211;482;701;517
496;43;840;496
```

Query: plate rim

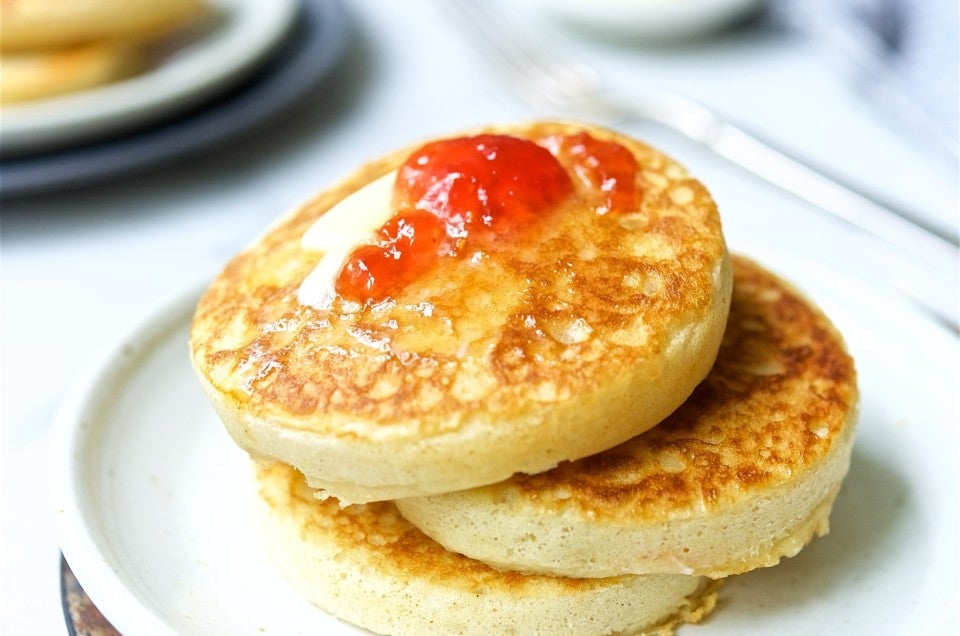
1;0;300;155
528;0;766;37
56;283;205;636
54;251;960;634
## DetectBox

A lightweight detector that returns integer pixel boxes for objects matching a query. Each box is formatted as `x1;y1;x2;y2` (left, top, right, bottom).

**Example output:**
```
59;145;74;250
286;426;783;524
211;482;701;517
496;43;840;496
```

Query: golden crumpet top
190;121;732;503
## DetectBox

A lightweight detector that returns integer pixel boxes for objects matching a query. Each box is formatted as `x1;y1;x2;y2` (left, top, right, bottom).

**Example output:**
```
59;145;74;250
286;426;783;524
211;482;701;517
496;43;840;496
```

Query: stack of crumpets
0;0;207;104
190;121;858;635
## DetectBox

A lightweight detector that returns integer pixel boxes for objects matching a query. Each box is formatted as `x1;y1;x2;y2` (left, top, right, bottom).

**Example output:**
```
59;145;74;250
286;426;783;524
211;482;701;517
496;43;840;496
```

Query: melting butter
297;171;398;309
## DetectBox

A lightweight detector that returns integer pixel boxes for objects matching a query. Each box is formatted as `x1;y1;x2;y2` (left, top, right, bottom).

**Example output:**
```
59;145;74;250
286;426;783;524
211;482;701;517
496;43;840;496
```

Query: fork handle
614;90;959;271
605;90;959;331
704;119;958;266
714;122;959;330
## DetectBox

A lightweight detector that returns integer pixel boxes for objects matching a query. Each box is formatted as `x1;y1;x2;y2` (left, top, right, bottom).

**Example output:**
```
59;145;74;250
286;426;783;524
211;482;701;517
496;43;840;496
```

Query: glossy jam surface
395;134;574;244
334;132;641;303
335;211;448;300
542;132;641;215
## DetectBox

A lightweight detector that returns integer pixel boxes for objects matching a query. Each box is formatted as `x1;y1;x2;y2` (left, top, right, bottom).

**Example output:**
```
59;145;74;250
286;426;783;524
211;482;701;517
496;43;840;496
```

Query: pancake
396;255;859;578
0;0;206;52
254;460;719;636
190;121;732;503
0;43;143;104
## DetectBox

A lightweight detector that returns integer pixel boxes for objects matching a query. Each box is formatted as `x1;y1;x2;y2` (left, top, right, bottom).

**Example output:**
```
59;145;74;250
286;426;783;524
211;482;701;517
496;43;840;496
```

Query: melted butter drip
237;344;282;394
297;171;398;309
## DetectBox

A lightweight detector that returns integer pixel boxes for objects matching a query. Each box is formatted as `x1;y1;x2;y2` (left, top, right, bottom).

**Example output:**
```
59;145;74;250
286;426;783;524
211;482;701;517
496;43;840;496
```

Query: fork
443;0;959;278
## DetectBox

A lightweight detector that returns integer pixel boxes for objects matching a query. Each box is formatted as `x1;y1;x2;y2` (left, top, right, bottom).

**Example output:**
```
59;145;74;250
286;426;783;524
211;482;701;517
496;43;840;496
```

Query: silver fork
443;0;959;277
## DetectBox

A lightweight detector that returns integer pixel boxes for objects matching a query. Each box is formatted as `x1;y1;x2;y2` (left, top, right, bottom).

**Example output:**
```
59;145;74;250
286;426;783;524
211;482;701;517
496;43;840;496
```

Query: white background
2;0;957;633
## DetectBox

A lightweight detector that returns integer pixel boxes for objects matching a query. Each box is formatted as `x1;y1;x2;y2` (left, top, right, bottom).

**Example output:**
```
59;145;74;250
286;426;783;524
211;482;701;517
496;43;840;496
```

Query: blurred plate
56;245;959;635
1;0;298;156
0;0;348;198
529;0;765;39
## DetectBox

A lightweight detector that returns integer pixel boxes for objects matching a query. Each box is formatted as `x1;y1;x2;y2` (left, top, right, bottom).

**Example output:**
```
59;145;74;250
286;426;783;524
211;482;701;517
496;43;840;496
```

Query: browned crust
393;255;858;578
190;121;729;436
478;254;857;519
256;460;593;593
255;459;721;634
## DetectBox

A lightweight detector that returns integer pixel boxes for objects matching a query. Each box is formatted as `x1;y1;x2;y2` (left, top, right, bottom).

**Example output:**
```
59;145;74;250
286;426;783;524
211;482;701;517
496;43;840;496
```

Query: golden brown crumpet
0;43;143;104
191;122;732;503
0;0;206;52
255;461;719;636
397;256;858;578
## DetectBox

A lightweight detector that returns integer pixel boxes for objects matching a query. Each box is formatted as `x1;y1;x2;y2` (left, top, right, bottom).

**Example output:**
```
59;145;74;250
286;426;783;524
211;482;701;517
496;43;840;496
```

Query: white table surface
1;1;957;633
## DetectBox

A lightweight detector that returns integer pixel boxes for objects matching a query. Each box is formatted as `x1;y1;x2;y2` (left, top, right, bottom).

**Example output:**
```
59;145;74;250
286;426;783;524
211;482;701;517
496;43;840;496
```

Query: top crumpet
189;121;733;504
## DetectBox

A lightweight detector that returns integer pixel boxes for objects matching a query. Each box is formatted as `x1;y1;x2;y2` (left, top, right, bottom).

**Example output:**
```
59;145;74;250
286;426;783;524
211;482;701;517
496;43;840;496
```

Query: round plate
0;0;348;198
56;249;959;635
529;0;765;39
1;0;299;155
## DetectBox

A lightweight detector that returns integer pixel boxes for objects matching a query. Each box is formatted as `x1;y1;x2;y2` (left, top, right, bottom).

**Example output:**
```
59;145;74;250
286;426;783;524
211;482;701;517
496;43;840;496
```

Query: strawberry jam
335;210;448;301
333;131;640;303
395;134;574;244
542;132;641;215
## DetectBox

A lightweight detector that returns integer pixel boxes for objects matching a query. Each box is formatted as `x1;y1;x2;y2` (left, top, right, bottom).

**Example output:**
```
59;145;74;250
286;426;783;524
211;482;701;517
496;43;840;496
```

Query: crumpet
0;43;143;103
0;0;206;52
190;122;731;503
255;460;719;636
397;255;859;578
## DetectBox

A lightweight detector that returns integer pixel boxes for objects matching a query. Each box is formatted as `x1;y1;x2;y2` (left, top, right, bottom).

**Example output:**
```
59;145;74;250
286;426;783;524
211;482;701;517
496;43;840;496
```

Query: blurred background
1;0;957;633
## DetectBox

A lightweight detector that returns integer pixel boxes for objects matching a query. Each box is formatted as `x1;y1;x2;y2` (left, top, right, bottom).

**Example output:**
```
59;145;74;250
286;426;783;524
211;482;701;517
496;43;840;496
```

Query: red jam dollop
335;210;448;301
335;134;573;302
541;132;641;215
395;134;574;246
333;132;641;303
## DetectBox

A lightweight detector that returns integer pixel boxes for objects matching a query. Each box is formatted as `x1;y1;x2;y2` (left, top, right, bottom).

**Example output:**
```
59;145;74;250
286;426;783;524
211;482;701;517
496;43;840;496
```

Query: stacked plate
0;0;349;197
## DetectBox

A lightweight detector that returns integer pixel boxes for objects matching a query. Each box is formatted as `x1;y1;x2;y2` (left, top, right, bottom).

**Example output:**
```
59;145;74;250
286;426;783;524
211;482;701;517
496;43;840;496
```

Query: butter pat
297;171;397;309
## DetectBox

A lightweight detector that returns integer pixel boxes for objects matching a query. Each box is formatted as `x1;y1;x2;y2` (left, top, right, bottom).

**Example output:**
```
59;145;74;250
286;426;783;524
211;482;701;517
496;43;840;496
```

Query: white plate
1;0;298;155
57;250;960;635
528;0;765;39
